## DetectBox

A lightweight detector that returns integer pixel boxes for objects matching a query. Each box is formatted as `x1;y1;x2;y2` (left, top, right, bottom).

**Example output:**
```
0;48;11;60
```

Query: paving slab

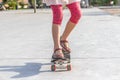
0;8;120;80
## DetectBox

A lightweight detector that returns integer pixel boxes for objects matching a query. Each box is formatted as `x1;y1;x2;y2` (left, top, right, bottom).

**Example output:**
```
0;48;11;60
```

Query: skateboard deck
51;53;71;71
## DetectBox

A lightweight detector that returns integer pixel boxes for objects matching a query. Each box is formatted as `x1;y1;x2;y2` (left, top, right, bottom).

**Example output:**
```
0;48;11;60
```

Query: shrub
7;0;17;9
91;0;118;6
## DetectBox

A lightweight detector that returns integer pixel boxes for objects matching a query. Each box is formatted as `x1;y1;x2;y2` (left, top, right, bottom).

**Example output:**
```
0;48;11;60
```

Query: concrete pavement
0;8;120;80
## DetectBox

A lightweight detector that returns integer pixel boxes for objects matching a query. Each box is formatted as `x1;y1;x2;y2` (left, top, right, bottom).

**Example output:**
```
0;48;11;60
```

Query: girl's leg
61;2;82;52
51;5;64;58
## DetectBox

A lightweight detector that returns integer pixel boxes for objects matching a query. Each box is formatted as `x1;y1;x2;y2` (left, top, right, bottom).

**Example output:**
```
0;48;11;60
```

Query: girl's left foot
60;40;71;54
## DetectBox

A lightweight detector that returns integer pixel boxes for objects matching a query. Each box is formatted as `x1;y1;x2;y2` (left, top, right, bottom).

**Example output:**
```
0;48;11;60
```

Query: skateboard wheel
67;65;71;71
51;65;56;71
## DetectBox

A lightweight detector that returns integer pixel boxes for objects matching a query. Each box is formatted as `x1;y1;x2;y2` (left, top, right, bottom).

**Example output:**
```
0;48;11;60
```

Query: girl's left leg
60;2;82;53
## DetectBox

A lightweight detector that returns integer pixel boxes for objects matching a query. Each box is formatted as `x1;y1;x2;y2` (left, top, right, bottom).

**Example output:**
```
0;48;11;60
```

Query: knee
51;5;63;25
53;12;63;25
70;9;82;24
67;2;82;24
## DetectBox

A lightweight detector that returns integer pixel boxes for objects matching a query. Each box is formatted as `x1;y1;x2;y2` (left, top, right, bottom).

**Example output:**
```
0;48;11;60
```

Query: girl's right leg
51;5;64;59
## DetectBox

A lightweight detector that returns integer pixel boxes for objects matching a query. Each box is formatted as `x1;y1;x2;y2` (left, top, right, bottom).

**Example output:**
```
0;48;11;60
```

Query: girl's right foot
51;48;65;62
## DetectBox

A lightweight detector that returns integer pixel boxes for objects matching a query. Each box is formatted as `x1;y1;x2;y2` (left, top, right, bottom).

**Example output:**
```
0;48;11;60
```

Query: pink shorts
51;2;82;25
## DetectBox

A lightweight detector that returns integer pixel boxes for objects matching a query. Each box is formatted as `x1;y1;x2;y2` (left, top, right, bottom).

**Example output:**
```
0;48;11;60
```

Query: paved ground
99;6;120;16
0;7;120;80
102;8;120;15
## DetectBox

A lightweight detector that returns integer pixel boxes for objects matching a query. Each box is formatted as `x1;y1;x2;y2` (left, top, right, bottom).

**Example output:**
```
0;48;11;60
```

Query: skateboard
51;53;71;71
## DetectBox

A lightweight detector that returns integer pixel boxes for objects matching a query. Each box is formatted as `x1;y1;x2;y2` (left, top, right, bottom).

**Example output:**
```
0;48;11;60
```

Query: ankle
54;46;62;51
60;37;68;41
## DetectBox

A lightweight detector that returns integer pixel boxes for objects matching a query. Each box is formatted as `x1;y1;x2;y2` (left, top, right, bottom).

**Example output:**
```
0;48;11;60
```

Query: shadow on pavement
0;62;51;78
